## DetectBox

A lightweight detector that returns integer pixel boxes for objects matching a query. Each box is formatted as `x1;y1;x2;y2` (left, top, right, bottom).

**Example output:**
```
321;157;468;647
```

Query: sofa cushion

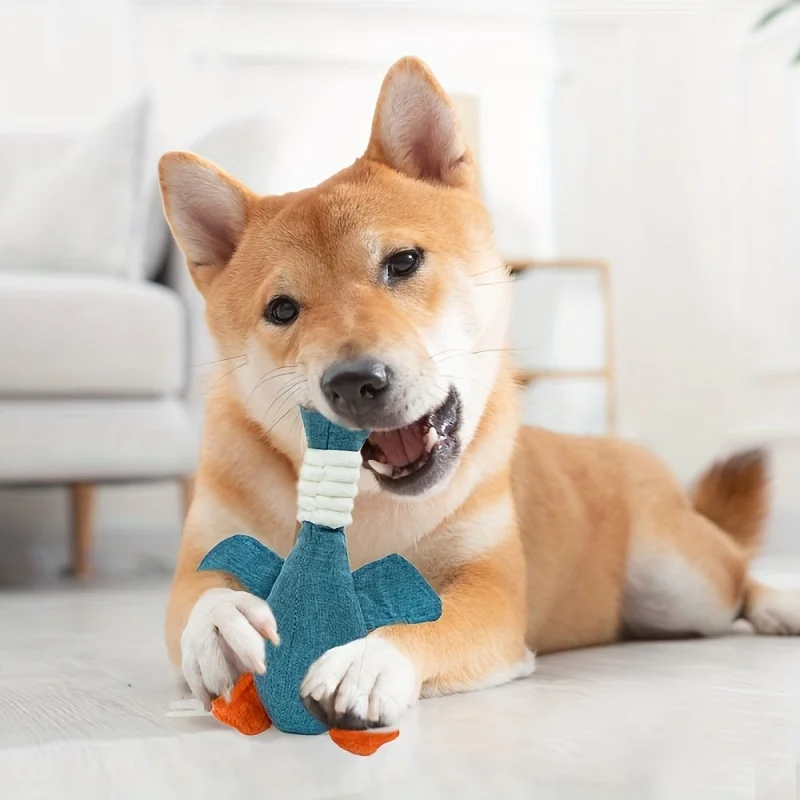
0;274;185;397
0;398;197;483
0;96;165;280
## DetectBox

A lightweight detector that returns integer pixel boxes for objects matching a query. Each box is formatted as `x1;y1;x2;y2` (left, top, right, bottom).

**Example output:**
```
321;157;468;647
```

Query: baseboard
763;508;800;557
0;483;182;586
0;526;179;586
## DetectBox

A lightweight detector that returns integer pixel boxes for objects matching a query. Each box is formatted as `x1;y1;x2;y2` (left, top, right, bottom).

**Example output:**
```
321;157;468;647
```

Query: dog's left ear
365;57;477;192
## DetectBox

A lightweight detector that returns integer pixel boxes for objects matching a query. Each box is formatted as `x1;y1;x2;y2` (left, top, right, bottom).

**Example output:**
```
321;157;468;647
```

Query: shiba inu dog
159;56;800;730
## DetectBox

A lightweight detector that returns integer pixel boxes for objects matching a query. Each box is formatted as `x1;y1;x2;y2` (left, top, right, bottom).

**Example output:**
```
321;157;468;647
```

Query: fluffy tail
690;448;770;552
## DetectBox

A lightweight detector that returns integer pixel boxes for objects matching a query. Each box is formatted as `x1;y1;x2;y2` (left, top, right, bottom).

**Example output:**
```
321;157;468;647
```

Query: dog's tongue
369;423;425;467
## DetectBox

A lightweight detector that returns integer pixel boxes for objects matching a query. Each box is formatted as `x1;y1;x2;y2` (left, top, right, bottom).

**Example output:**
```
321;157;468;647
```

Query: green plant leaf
754;0;800;30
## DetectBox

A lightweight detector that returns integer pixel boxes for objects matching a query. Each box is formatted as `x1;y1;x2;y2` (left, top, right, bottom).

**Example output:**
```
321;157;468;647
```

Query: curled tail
690;448;770;553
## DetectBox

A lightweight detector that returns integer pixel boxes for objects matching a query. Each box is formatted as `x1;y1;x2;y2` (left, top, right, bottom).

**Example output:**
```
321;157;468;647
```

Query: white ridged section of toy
297;448;362;528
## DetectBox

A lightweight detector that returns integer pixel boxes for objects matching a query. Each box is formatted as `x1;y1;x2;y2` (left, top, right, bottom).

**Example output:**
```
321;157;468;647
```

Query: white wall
549;2;800;548
0;0;798;572
0;0;558;255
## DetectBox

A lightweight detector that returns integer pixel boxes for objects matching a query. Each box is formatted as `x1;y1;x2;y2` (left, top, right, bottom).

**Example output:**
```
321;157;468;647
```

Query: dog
159;56;800;730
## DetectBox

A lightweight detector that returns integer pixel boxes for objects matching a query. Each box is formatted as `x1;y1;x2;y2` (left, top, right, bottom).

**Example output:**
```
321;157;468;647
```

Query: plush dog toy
198;408;441;755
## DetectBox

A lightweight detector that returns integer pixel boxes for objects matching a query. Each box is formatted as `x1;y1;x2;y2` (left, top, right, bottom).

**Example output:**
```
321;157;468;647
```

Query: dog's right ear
158;152;254;296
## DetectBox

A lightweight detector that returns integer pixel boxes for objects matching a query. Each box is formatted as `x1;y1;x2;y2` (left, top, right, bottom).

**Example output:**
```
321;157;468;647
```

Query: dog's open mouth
361;388;462;495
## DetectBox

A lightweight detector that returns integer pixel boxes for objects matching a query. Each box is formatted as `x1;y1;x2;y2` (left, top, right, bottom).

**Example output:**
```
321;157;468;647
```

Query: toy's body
198;409;441;753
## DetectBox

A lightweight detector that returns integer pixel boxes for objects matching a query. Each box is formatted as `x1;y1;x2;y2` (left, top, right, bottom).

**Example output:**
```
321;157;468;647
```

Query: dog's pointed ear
158;152;254;295
365;57;477;191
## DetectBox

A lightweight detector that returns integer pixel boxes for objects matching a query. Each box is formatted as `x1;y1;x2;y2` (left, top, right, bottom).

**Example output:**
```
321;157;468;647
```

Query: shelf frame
508;258;616;435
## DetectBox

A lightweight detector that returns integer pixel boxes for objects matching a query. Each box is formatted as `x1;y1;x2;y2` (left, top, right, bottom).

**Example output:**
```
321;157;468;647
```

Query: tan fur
690;449;769;551
161;56;791;717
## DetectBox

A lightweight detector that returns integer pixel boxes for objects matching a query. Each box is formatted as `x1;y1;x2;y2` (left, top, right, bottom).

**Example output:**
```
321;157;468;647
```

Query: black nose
321;358;391;415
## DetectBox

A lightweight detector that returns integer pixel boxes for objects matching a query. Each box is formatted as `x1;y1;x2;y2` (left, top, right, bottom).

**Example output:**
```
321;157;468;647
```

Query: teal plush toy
198;408;441;755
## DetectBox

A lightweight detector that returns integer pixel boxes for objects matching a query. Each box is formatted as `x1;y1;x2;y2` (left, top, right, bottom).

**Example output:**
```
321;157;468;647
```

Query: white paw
513;648;537;680
748;590;800;635
300;637;418;729
181;588;279;710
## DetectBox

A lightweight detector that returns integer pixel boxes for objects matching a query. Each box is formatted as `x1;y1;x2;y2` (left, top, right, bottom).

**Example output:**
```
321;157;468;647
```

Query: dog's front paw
181;588;279;710
300;637;418;729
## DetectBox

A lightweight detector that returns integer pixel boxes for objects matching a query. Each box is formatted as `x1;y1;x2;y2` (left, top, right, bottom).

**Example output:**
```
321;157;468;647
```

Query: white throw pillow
0;97;150;278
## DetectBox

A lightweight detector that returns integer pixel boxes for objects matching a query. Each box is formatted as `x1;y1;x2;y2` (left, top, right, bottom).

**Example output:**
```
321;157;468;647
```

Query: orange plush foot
211;673;272;735
329;728;399;756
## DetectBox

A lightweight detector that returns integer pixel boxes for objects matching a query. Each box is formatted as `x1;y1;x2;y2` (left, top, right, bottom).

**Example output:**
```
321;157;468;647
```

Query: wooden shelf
507;258;610;275
507;258;616;434
515;369;609;386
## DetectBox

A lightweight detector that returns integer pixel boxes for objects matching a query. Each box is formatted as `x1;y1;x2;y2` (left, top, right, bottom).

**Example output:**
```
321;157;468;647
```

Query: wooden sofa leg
70;483;95;580
181;475;195;519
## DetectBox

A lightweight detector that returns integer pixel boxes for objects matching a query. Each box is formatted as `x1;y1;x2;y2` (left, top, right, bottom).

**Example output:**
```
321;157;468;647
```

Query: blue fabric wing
198;534;284;600
352;554;442;632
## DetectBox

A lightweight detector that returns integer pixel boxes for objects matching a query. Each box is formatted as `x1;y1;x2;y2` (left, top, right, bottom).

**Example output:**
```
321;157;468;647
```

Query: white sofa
0;104;273;578
0;272;197;578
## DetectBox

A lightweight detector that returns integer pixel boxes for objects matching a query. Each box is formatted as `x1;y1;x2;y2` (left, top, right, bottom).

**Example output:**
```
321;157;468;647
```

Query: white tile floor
1;559;799;800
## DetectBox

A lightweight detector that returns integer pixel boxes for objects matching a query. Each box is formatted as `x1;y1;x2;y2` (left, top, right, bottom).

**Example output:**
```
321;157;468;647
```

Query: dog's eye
265;296;300;326
384;248;422;280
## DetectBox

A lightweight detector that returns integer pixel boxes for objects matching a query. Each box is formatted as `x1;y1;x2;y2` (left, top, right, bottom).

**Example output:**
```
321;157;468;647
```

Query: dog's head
160;57;512;497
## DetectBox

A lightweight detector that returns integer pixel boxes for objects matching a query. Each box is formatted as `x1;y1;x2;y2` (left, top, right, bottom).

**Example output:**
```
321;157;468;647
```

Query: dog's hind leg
623;511;800;639
623;449;800;639
742;579;800;635
622;508;746;639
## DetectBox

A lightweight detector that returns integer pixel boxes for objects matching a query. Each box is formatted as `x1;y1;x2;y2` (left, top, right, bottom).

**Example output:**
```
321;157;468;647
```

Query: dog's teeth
424;427;439;453
368;460;393;477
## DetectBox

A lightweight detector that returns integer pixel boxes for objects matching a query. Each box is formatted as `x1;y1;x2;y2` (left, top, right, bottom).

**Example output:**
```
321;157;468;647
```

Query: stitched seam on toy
297;448;361;528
